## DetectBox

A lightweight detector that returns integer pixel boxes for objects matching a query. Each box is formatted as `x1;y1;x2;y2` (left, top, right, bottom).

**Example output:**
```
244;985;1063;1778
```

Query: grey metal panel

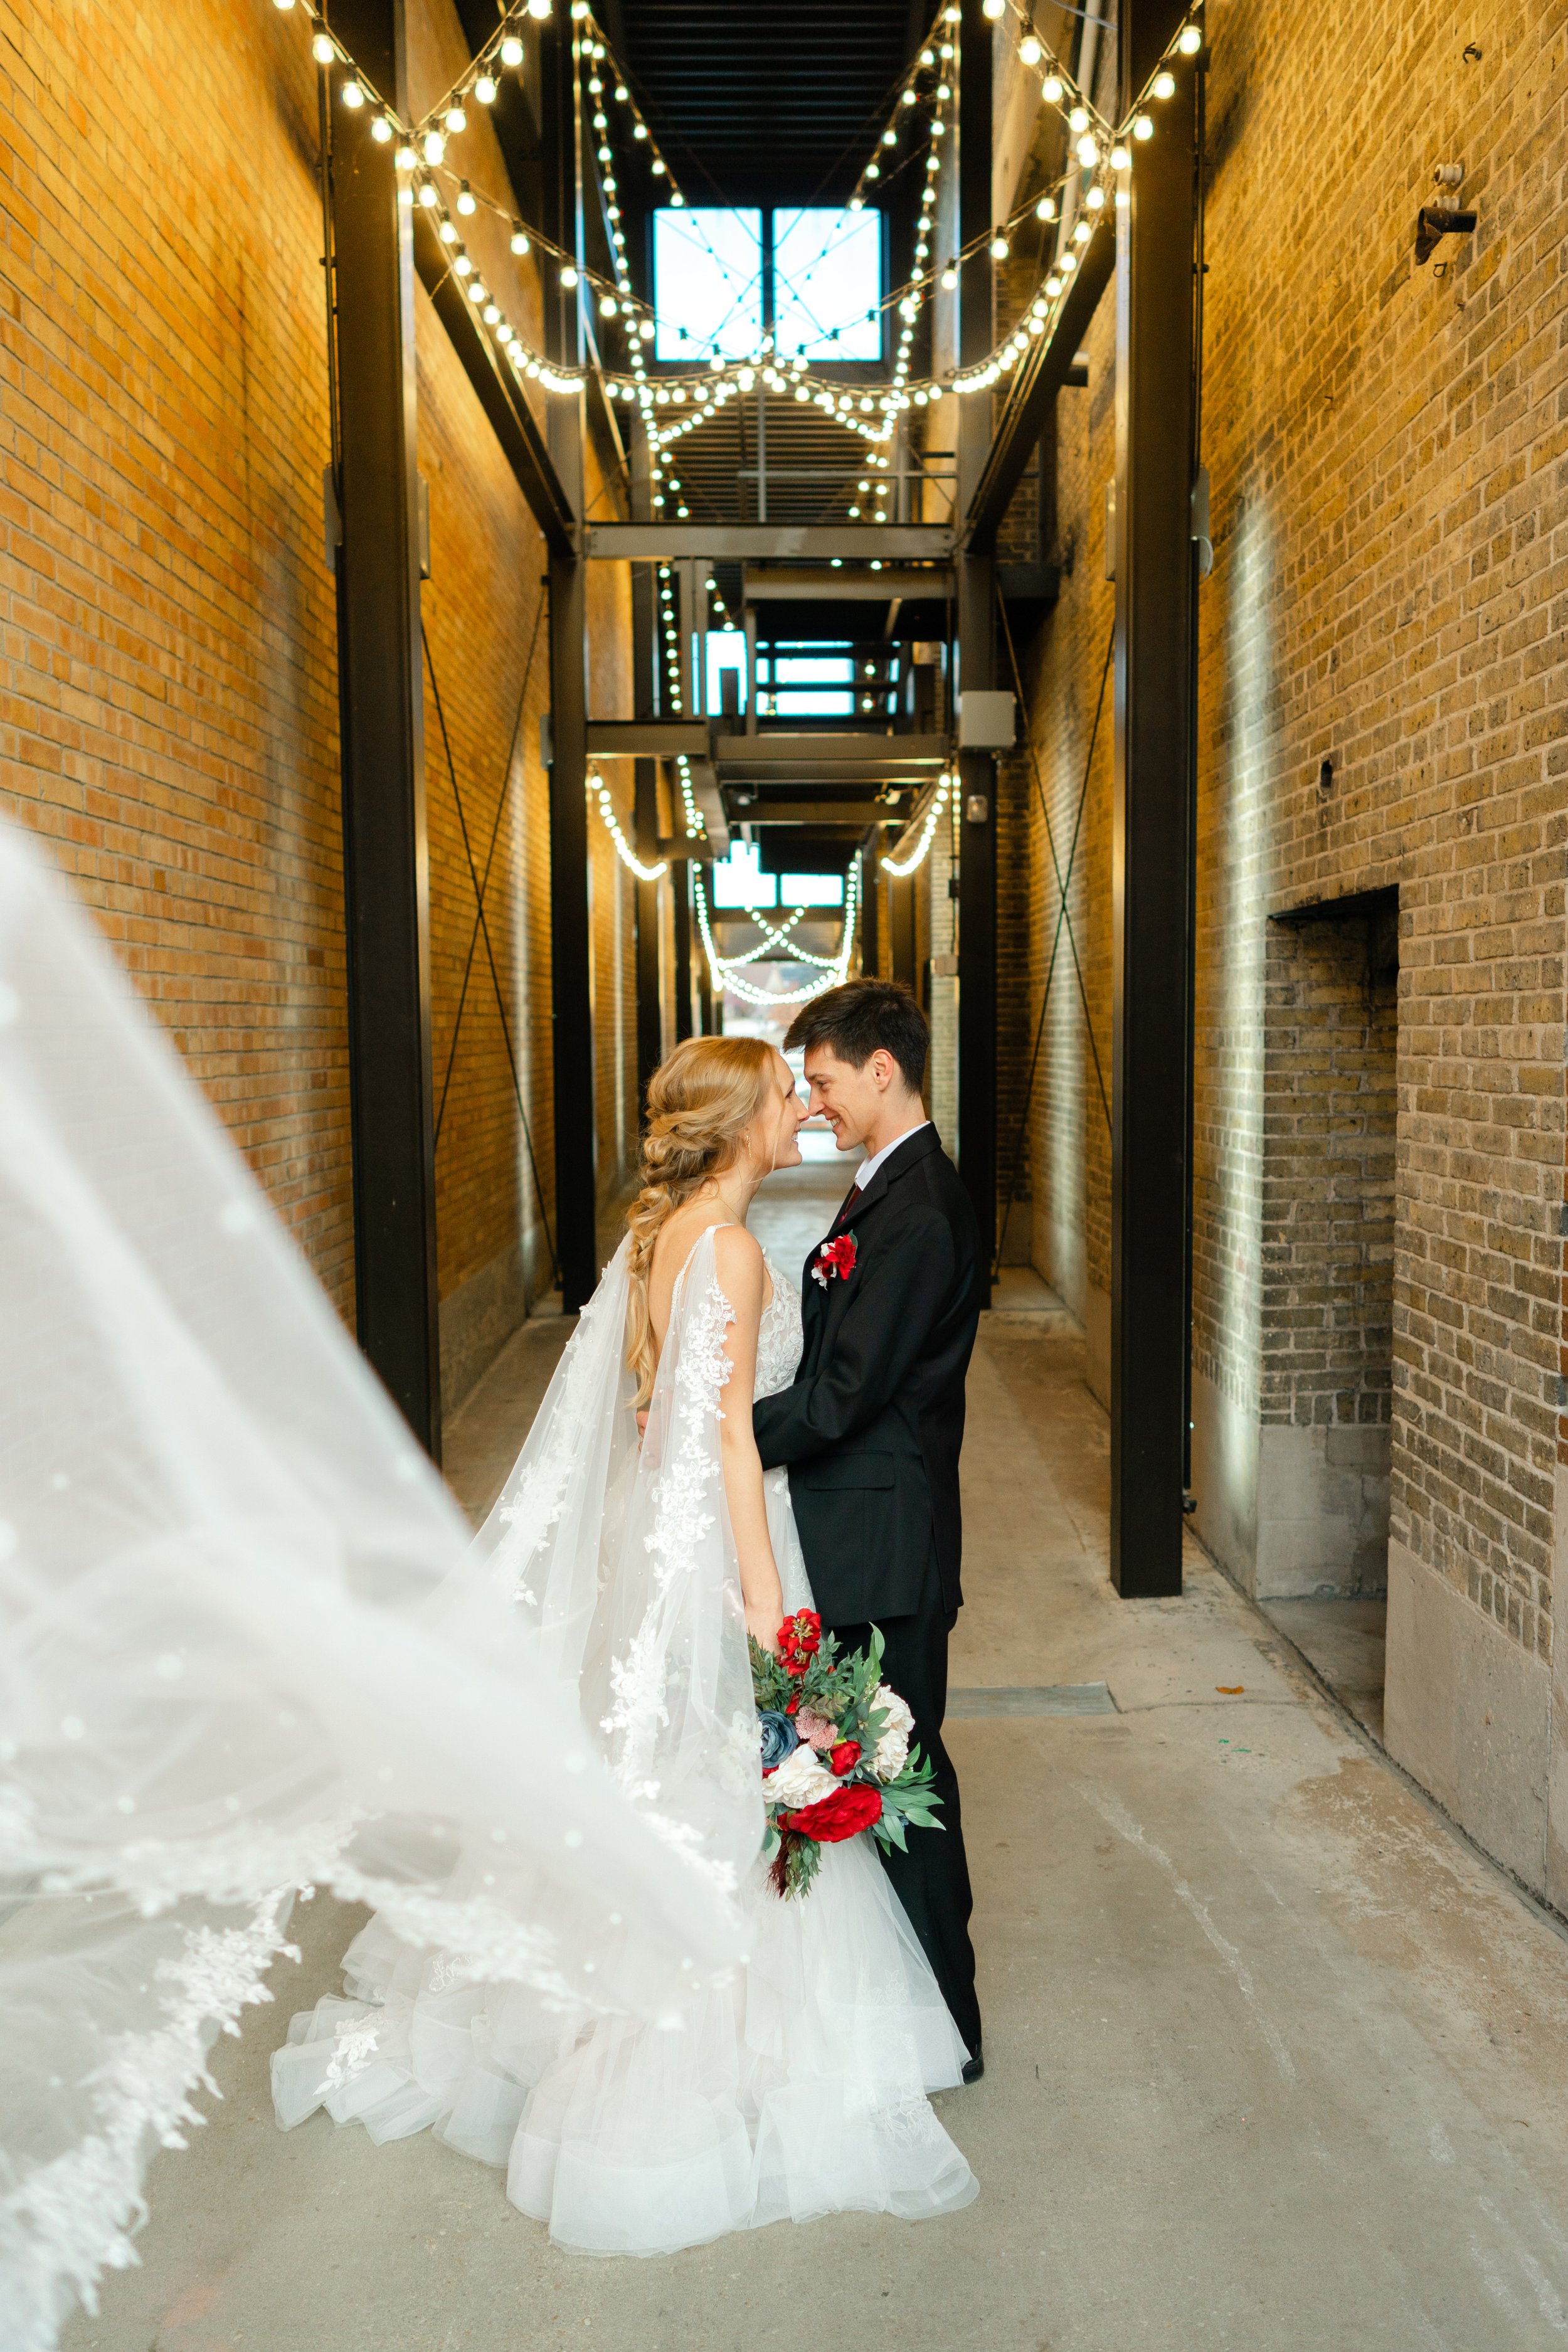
712;732;950;766
743;566;956;601
585;524;956;561
945;1684;1119;1718
585;721;710;759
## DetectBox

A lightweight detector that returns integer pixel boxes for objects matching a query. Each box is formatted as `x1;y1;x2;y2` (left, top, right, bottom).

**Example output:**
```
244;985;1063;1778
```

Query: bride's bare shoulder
711;1221;765;1310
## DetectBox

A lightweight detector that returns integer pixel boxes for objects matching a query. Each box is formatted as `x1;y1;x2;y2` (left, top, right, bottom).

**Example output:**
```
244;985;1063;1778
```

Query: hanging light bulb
670;190;685;208
941;261;958;290
901;85;916;105
1073;218;1091;242
418;179;439;207
526;0;550;14
1177;22;1202;51
1045;273;1062;295
650;157;666;176
1068;103;1089;131
395;140;417;167
633;121;649;139
475;73;497;103
600;292;617;317
456;179;476;214
1035;193;1056;220
560;263;579;287
1020;33;1042;64
341;79;365;109
484;302;501;323
501;34;524;65
1076;132;1099;166
370;112;392;142
440;218;459;245
881;127;897;146
982;0;1004;16
272;0;295;9
1133;112;1153;138
1085;184;1105;210
422;129;445;164
511;220;530;253
1043;72;1064;101
311;31;334;63
445;104;467;133
1111;143;1131;170
453;253;472;277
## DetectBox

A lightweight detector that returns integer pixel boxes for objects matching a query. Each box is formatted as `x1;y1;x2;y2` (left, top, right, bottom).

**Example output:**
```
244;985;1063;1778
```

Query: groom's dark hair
784;978;928;1096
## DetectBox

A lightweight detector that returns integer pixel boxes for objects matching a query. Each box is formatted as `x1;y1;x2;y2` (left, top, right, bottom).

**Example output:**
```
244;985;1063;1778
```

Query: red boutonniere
810;1231;858;1289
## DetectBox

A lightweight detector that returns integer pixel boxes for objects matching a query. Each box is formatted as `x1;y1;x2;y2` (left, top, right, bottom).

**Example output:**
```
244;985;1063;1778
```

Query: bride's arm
712;1225;784;1655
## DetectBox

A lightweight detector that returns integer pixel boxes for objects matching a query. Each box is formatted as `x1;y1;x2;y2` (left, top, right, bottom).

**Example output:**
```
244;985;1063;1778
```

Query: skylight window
653;209;763;363
652;208;882;364
773;209;882;361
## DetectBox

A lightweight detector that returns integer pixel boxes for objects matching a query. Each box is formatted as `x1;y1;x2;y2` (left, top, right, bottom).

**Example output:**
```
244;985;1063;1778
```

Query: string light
277;2;1202;424
589;775;667;881
695;862;861;1008
881;776;951;877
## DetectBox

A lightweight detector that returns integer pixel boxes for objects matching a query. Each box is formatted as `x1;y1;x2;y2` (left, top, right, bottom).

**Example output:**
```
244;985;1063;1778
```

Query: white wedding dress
273;1230;978;2252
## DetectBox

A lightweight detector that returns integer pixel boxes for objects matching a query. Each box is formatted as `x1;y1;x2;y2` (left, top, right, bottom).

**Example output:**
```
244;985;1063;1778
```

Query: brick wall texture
0;0;645;1396
1019;0;1567;1661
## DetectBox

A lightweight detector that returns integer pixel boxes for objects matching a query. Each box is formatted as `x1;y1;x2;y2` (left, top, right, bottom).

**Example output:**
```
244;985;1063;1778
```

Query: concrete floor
61;1161;1568;2351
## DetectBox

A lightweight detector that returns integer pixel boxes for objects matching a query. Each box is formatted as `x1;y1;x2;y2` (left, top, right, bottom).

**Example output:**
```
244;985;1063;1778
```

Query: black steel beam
542;19;597;1313
411;211;575;556
956;0;997;1293
585;524;955;562
963;223;1115;553
327;0;440;1457
1109;7;1199;1599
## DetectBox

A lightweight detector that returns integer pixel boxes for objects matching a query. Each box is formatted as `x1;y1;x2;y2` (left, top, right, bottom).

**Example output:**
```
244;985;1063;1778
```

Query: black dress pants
828;1559;981;2059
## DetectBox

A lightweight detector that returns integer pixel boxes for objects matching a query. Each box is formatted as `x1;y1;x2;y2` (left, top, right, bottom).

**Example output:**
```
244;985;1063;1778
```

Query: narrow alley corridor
60;1166;1568;2352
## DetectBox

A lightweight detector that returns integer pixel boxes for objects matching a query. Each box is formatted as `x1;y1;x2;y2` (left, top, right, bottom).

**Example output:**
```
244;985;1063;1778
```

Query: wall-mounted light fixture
1416;163;1476;263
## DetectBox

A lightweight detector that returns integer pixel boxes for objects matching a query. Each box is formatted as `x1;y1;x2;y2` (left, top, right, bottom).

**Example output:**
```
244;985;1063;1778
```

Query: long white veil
0;824;743;2349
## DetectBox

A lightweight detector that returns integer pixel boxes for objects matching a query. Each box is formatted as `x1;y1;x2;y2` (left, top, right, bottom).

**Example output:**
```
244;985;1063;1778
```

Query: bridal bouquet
750;1608;943;1899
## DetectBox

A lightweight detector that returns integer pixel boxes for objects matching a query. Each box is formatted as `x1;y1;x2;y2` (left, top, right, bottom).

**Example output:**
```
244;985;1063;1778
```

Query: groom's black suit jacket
753;1126;982;1624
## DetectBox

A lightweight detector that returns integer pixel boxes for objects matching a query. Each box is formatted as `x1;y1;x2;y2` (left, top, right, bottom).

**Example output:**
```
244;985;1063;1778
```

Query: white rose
872;1684;914;1779
763;1744;839;1811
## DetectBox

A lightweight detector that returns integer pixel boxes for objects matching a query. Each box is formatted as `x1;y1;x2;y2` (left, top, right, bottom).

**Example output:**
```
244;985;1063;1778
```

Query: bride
274;1035;978;2251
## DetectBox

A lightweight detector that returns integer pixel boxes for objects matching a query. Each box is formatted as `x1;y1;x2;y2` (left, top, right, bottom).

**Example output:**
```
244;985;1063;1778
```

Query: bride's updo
625;1035;776;1405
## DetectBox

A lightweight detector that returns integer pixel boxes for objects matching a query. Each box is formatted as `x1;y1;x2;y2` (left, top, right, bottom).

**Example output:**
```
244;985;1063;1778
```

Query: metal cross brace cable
992;612;1115;1277
424;606;558;1282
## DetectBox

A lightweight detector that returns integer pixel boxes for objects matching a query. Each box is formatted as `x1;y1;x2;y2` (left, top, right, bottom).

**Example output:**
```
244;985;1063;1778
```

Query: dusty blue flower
758;1709;799;1772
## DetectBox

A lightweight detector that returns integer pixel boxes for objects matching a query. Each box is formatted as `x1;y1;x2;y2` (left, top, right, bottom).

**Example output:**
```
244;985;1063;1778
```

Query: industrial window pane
711;840;778;910
772;208;882;361
654;209;763;361
778;873;845;908
706;628;748;713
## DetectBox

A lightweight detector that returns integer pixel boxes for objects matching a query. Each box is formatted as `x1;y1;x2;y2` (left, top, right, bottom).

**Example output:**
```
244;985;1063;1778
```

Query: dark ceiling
604;0;936;209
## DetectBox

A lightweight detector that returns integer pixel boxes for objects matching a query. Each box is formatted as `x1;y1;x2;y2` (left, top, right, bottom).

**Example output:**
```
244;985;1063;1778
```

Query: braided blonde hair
625;1035;776;1406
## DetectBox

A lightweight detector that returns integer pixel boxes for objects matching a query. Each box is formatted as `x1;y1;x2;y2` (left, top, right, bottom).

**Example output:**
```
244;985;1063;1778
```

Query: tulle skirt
273;1830;977;2253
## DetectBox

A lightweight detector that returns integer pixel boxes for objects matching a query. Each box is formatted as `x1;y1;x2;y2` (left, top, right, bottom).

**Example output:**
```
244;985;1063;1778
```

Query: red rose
810;1234;858;1288
782;1783;883;1843
785;1697;800;1715
776;1609;821;1678
829;1740;861;1776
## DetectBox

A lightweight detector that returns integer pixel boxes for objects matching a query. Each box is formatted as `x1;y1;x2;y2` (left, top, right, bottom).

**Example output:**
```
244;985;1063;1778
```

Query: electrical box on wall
956;690;1015;750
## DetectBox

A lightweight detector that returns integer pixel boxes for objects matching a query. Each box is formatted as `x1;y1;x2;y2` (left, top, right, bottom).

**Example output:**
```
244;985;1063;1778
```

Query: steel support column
956;0;997;1290
543;19;596;1310
327;0;440;1454
1109;4;1199;1596
630;435;662;1118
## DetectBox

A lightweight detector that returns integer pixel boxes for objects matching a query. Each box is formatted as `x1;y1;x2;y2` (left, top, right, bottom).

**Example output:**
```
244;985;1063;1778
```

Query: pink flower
793;1709;839;1749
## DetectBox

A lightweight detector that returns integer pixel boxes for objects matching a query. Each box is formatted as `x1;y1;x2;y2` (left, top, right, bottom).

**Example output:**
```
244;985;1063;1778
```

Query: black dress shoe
961;2047;984;2085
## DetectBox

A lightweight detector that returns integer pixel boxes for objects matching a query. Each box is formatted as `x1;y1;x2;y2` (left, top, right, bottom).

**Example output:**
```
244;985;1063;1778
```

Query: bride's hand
746;1597;783;1655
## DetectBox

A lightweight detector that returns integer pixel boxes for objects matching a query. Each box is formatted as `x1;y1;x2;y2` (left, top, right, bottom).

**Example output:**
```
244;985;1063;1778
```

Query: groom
753;978;984;2079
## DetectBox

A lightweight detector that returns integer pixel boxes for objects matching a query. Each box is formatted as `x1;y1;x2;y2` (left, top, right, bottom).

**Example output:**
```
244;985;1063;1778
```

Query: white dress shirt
852;1119;931;1195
